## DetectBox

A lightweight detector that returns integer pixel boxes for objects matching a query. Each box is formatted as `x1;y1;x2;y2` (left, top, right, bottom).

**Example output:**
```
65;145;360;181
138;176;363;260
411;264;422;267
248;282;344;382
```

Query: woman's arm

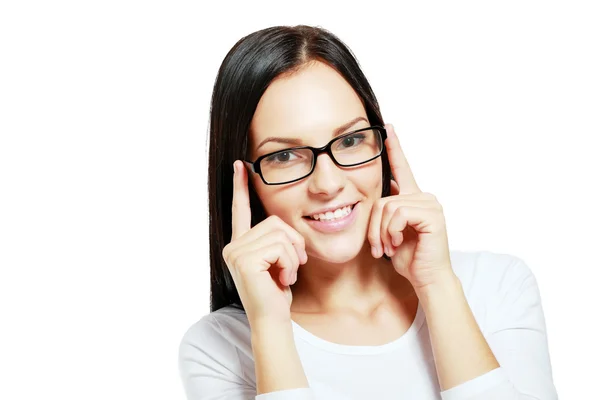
250;318;312;397
415;258;557;400
416;270;500;390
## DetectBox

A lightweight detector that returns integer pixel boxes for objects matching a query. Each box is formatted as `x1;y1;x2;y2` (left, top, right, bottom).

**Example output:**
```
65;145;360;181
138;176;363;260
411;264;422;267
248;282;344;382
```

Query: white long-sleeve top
178;250;558;399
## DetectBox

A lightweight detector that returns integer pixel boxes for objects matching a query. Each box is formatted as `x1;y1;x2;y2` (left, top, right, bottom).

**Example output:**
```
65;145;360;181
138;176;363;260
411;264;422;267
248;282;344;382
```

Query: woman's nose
307;153;345;196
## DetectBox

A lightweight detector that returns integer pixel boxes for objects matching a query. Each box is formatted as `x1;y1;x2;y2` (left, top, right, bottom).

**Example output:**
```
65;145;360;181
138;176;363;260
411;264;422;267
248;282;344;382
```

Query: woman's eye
265;151;297;164
342;137;356;147
339;134;365;148
276;152;291;162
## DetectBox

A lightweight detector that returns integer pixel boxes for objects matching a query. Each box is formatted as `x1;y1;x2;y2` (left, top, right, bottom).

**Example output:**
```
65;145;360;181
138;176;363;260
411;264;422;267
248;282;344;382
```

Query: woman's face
247;61;383;263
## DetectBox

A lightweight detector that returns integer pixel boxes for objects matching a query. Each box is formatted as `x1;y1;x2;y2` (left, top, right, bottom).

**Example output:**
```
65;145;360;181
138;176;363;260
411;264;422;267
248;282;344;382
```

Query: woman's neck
290;242;415;317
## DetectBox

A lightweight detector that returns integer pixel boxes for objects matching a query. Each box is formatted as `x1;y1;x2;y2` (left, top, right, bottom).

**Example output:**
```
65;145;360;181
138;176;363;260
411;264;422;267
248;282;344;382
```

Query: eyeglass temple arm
242;160;256;173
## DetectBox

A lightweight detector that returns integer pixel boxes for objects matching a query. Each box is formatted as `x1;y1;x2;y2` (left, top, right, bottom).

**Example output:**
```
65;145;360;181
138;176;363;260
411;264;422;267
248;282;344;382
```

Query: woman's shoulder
178;305;253;360
449;249;542;329
450;248;534;279
178;306;257;391
450;249;535;289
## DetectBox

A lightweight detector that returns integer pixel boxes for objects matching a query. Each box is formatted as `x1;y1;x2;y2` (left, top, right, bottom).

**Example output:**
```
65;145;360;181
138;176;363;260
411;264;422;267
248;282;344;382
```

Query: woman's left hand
368;123;454;290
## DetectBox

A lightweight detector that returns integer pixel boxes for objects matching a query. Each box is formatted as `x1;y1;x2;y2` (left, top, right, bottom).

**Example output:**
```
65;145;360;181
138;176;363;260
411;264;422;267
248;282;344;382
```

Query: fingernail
371;246;377;257
294;272;298;284
233;161;237;174
384;246;389;256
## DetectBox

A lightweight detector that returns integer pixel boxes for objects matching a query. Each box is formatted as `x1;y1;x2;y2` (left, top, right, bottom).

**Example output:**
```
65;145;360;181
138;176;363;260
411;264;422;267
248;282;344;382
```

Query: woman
179;25;557;399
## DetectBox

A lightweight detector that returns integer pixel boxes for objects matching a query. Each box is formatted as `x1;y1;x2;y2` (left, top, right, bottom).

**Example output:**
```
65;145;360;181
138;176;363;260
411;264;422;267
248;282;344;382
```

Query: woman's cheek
262;192;299;222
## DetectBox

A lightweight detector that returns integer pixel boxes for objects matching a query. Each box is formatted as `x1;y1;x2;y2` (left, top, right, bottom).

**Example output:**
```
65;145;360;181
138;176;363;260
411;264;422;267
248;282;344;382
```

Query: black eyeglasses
244;126;387;185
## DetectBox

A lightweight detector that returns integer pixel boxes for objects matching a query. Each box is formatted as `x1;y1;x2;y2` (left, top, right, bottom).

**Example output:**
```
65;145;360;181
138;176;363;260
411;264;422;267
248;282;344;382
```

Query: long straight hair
208;25;393;312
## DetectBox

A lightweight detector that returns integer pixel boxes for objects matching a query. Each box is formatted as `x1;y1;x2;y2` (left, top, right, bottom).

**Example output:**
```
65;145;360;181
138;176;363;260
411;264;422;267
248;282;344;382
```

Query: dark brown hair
208;25;392;312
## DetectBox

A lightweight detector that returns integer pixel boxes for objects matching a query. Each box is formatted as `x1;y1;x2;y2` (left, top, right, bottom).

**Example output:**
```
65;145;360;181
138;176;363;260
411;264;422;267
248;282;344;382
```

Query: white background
1;1;598;399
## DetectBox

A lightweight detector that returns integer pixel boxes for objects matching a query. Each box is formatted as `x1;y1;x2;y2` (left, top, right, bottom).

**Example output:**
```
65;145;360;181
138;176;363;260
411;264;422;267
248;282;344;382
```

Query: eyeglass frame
243;125;388;185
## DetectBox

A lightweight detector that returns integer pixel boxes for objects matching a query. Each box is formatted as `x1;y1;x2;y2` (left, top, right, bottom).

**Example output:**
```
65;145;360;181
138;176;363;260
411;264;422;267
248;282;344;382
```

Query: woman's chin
307;242;366;264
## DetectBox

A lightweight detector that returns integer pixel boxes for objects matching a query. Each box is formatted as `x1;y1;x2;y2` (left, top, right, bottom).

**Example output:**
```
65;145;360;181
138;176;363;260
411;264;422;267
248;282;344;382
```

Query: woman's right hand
222;160;308;324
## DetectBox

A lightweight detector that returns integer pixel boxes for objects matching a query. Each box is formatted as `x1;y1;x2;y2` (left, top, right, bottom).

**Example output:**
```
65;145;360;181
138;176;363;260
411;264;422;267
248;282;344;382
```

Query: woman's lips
303;202;359;233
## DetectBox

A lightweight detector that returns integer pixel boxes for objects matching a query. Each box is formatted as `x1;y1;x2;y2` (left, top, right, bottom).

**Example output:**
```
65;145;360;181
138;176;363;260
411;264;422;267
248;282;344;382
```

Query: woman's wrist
412;268;461;304
250;316;294;343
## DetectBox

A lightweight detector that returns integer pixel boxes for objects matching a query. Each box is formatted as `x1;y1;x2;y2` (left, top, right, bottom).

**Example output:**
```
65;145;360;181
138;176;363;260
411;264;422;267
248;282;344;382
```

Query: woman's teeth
310;205;353;221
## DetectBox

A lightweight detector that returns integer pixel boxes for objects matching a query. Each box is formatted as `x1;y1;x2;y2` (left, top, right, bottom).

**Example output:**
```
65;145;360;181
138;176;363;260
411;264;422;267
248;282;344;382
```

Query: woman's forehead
249;61;366;146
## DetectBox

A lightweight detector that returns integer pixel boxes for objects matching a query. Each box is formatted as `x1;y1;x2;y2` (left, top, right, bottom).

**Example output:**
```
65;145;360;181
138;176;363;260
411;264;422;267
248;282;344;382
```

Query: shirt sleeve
178;314;316;400
440;256;558;400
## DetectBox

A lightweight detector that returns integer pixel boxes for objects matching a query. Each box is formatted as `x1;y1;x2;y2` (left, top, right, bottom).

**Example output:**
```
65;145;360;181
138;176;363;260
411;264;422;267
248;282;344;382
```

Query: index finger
384;123;421;194
231;160;252;240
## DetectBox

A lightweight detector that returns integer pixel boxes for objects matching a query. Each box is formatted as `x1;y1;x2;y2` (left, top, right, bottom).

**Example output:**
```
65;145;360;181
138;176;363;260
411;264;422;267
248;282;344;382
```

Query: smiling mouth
302;202;358;221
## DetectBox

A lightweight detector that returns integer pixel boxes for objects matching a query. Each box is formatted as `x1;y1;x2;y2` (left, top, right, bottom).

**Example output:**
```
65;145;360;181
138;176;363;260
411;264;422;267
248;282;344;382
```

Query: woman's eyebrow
255;116;369;151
